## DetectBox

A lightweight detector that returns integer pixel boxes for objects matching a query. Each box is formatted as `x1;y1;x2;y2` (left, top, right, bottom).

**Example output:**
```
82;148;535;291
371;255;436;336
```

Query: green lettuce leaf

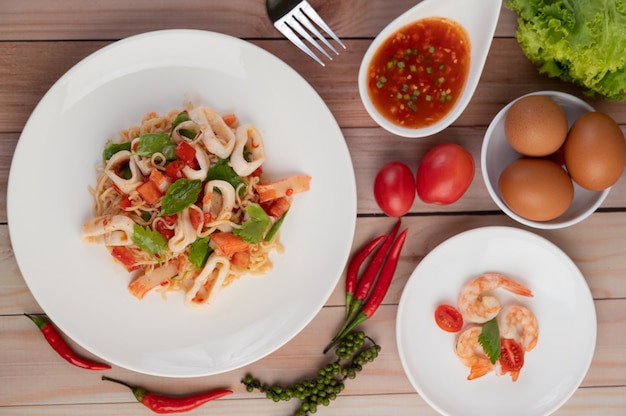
506;0;626;100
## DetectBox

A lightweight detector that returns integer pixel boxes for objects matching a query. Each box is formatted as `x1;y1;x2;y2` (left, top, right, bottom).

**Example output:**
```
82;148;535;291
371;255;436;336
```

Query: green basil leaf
234;203;271;244
136;132;177;160
102;140;131;161
478;318;501;364
206;158;246;197
171;111;191;130
132;223;167;259
188;236;213;268
160;178;202;216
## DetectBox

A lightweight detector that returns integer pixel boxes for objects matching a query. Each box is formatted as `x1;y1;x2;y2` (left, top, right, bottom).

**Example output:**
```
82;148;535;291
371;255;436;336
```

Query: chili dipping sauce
366;17;470;129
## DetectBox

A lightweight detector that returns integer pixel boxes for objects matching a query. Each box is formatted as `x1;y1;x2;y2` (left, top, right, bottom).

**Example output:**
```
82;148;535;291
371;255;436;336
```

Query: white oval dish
396;226;596;416
358;0;502;138
481;90;609;229
8;30;357;377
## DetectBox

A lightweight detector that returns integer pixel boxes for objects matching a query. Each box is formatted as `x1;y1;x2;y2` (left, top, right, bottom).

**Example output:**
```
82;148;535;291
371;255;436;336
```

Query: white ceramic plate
358;0;501;137
481;91;609;229
8;30;356;377
396;226;596;416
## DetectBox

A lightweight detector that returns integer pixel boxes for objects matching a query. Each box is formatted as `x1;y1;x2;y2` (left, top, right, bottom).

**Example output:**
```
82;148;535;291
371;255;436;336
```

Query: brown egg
564;112;626;191
499;158;574;222
505;95;569;157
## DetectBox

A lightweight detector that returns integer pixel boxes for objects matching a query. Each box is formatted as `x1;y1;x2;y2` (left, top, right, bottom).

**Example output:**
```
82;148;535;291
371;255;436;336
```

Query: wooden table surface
1;0;625;414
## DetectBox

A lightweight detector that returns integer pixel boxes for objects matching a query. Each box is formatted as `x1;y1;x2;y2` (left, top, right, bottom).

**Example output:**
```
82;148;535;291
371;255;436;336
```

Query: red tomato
416;143;474;204
373;161;416;217
434;304;463;332
500;338;524;380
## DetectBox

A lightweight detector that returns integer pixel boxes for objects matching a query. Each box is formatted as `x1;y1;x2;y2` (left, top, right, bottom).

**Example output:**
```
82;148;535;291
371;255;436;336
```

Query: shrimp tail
467;357;494;380
500;277;534;297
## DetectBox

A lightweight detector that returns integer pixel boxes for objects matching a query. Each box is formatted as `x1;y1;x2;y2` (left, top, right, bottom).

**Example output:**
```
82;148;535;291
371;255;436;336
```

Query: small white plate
8;30;356;377
358;0;501;137
396;226;596;416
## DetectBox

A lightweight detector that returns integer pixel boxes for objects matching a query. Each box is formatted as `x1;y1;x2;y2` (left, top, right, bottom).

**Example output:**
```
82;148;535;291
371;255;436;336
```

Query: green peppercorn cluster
242;330;380;416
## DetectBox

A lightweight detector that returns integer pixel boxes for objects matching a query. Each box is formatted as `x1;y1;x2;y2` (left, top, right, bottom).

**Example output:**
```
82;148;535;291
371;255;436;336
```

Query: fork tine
293;9;339;56
300;1;346;50
287;16;333;60
274;20;326;66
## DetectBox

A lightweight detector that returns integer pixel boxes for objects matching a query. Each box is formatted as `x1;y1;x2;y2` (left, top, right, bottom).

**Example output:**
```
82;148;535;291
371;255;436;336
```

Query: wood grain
1;0;625;414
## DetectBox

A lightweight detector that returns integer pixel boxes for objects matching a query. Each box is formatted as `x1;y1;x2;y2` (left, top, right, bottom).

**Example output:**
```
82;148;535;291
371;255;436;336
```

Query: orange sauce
366;17;470;129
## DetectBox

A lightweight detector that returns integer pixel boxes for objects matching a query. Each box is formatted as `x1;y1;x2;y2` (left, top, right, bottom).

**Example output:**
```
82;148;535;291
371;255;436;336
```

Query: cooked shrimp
498;304;539;352
455;326;494;380
458;273;533;324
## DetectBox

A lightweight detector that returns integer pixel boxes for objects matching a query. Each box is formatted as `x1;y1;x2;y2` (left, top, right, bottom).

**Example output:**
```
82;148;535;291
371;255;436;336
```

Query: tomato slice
434;304;463;332
500;338;524;381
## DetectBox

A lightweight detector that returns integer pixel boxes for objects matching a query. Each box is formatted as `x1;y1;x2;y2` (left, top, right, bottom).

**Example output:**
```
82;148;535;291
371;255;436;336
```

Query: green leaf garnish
102;140;131;161
132;223;167;260
135;132;177;160
234;203;271;244
206;158;246;197
160;178;202;217
478;318;500;364
264;210;288;242
188;236;213;268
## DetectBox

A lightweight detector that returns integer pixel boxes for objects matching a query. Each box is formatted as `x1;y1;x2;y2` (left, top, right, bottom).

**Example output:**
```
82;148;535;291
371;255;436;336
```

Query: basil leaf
188;236;213;268
171;111;191;130
234;203;271;244
132;223;167;259
160;178;202;216
136;132;177;160
206;158;246;197
478;318;501;364
103;140;131;161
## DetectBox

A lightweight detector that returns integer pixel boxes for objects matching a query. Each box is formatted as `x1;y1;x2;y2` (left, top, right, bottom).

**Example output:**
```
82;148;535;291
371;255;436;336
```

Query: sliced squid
203;179;236;232
182;143;210;181
104;150;143;194
168;208;198;254
128;261;179;300
184;254;231;310
189;106;236;159
130;137;152;176
81;215;136;246
171;119;202;144
230;124;266;177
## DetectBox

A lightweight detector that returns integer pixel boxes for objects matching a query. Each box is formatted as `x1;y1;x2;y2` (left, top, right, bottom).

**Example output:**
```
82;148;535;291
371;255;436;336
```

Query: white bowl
358;0;501;138
481;91;610;229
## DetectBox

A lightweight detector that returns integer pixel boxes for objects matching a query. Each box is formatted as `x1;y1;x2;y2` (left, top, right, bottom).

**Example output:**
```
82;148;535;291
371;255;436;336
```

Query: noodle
81;105;311;310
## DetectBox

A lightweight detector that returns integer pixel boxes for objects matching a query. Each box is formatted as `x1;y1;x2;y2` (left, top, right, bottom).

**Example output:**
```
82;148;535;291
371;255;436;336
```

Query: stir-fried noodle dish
81;105;311;310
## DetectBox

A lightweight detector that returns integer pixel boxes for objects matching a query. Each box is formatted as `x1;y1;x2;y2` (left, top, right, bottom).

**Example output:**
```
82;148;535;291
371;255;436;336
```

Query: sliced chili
102;376;233;414
25;314;111;370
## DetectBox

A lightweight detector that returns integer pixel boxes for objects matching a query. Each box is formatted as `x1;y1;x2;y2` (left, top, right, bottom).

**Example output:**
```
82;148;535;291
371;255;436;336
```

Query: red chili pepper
345;219;400;321
102;376;233;414
344;234;385;319
25;313;111;370
324;227;408;353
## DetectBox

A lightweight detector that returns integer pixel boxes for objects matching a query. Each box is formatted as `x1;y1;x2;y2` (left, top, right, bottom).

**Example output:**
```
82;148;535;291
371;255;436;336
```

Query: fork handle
266;0;304;21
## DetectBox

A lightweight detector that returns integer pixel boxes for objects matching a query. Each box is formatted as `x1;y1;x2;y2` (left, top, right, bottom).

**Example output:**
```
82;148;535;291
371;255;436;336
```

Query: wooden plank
0;0;519;41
